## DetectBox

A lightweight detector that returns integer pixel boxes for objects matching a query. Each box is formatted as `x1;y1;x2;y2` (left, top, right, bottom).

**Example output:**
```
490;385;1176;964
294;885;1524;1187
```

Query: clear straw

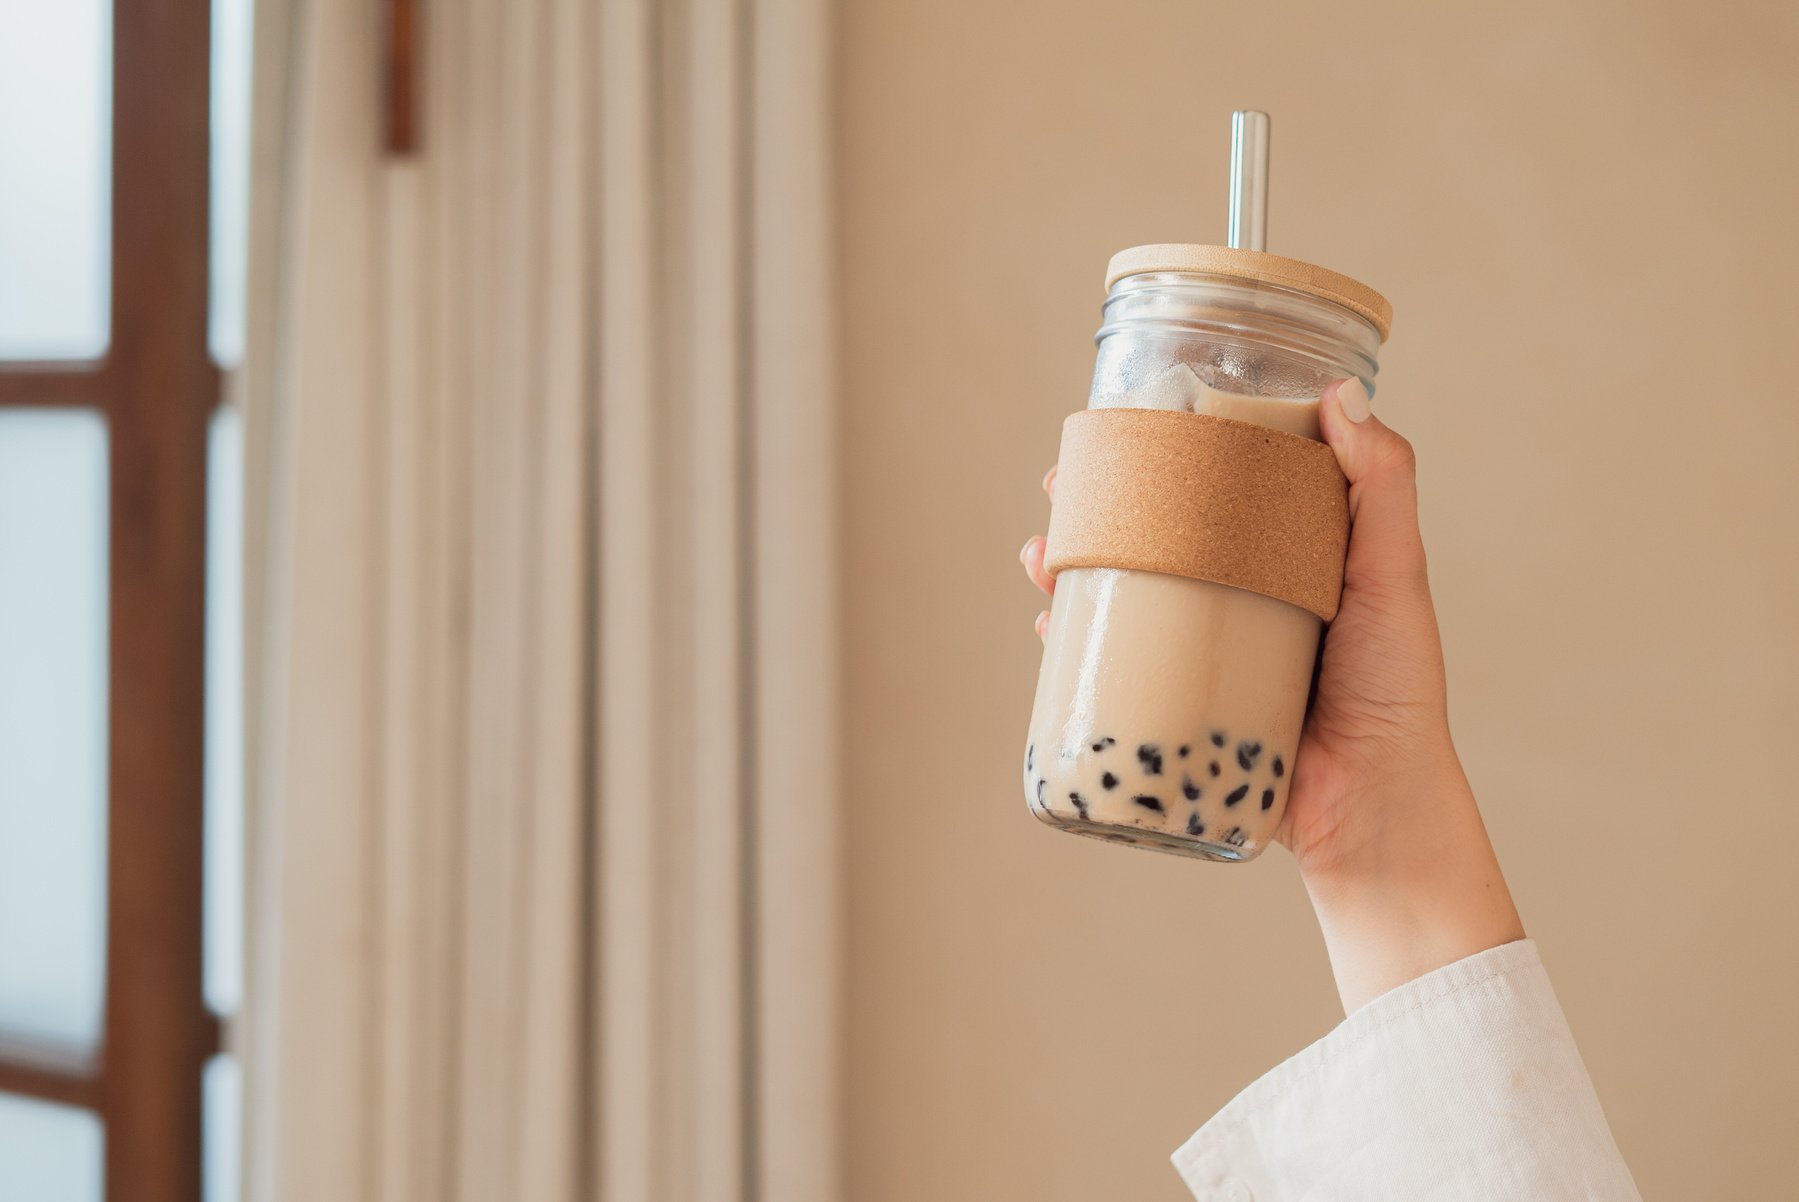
1227;110;1270;251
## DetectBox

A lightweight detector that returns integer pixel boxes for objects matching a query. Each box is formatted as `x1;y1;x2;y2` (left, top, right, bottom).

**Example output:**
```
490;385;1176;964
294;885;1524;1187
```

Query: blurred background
0;0;1795;1200
843;1;1798;1197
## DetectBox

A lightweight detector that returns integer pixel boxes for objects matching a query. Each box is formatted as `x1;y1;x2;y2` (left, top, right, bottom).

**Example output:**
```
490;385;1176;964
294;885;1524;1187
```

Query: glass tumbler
1023;246;1390;861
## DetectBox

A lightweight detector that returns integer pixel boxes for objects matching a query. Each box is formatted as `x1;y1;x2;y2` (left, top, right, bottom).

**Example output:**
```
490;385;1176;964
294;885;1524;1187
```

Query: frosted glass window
208;0;254;365
0;0;112;360
0;409;110;1052
204;406;243;1017
204;1054;241;1202
0;1094;102;1202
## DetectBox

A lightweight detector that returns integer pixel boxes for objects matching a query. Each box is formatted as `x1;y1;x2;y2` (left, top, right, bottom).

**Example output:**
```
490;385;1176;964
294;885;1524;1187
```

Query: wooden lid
1104;243;1392;342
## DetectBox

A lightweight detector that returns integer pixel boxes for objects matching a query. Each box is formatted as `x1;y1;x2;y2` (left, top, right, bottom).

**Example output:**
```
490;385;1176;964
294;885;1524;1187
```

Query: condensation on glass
0;409;110;1051
0;0;112;360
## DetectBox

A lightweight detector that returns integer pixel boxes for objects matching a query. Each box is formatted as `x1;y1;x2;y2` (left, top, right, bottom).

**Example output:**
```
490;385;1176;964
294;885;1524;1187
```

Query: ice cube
1115;362;1209;413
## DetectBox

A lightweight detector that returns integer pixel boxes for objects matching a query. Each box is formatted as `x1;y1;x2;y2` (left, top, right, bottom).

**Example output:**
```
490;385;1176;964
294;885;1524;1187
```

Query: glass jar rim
1097;272;1382;387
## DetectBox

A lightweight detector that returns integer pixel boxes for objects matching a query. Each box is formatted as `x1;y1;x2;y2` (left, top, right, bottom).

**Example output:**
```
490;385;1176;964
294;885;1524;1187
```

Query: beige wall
839;0;1799;1197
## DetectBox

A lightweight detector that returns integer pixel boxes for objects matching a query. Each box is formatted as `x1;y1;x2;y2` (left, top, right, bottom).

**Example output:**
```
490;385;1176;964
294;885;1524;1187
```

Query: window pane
0;0;111;360
0;1094;102;1201
208;0;254;365
205;406;243;1016
0;410;109;1052
204;1054;241;1202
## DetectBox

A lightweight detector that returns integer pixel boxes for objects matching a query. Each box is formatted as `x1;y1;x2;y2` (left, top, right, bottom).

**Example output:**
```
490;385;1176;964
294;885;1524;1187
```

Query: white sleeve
1171;939;1641;1202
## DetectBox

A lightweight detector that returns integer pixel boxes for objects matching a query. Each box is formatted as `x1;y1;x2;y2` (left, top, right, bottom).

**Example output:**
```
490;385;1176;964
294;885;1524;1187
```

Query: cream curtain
241;0;839;1198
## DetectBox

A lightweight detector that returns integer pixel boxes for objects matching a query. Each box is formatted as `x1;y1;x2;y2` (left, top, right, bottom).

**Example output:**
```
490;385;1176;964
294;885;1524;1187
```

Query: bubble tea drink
1022;114;1392;860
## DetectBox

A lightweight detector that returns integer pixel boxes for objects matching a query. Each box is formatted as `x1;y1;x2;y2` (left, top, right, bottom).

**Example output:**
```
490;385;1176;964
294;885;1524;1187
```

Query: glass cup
1023;248;1388;861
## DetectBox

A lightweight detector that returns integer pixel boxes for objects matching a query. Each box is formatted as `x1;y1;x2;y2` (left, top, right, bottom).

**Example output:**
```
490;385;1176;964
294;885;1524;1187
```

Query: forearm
1300;765;1525;1015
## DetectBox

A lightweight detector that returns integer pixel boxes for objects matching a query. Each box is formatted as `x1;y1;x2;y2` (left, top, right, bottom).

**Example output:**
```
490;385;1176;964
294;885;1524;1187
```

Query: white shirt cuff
1171;939;1640;1201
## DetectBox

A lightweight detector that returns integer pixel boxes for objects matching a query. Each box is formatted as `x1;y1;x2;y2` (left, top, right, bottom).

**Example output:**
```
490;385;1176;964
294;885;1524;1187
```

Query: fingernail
1019;537;1035;564
1041;466;1057;496
1337;377;1372;424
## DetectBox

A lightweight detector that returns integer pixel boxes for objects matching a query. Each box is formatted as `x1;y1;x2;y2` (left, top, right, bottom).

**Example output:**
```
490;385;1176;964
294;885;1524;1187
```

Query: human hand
1020;380;1523;1011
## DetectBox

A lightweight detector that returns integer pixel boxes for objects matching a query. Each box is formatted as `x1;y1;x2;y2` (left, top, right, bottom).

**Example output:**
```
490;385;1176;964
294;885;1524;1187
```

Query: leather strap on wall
1044;408;1350;621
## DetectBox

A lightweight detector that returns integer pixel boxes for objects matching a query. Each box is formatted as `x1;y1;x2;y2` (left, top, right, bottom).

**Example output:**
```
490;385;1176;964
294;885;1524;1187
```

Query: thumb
1319;378;1429;598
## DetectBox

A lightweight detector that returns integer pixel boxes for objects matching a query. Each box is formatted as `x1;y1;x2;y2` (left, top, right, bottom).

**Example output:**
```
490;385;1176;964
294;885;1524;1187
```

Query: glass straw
1228;110;1270;251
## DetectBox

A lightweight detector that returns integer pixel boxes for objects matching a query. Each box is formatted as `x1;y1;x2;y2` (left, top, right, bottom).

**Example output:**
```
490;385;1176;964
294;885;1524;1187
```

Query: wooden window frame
0;1;220;1200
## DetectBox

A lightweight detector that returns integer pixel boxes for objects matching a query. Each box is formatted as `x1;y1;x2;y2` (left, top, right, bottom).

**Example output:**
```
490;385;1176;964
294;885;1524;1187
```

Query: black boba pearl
1261;788;1275;811
1222;827;1246;847
1101;772;1119;790
1069;791;1089;819
1026;743;1034;772
1132;794;1164;814
1182;777;1200;801
1225;783;1250;807
1208;761;1221;777
1237;741;1263;771
1091;736;1116;752
1186;813;1205;837
1178;744;1190;758
1137;744;1164;775
1210;732;1226;748
1271;754;1284;779
1036;779;1046;803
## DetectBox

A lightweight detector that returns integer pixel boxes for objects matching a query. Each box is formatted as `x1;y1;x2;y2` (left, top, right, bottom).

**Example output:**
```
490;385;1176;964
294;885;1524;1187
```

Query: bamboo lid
1104;243;1393;342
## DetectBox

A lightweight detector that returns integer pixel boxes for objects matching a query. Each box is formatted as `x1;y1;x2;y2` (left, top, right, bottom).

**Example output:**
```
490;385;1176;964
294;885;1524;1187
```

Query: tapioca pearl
1090;736;1116;752
1260;788;1275;811
1225;783;1250;807
1182;777;1200;801
1222;827;1247;848
1137;744;1164;775
1132;795;1164;814
1178;744;1190;759
1271;754;1284;779
1036;779;1046;804
1210;731;1226;748
1208;761;1221;777
1026;743;1033;772
1186;813;1205;837
1236;741;1263;771
1101;771;1119;790
1069;791;1090;819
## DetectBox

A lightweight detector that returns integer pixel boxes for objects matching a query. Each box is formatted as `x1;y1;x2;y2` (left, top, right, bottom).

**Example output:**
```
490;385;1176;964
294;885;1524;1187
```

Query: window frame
0;1;220;1199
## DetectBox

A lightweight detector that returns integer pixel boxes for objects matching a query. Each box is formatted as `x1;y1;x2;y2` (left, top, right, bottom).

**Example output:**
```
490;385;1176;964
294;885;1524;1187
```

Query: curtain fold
244;0;839;1198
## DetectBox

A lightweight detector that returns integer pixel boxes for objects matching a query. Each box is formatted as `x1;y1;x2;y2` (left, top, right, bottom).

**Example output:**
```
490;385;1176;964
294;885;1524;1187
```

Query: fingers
1019;534;1054;597
1319;379;1429;598
1027;466;1057;639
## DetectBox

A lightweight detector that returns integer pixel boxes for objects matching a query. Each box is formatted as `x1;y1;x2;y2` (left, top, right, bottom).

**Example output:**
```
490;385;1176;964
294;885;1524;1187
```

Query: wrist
1298;767;1524;1014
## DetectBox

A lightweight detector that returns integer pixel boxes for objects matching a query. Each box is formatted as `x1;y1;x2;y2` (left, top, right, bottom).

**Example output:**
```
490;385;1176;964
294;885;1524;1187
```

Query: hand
1019;380;1523;1012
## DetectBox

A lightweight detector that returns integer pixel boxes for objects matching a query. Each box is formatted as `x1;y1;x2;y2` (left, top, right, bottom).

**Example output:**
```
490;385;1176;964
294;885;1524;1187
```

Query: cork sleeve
1043;408;1350;622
